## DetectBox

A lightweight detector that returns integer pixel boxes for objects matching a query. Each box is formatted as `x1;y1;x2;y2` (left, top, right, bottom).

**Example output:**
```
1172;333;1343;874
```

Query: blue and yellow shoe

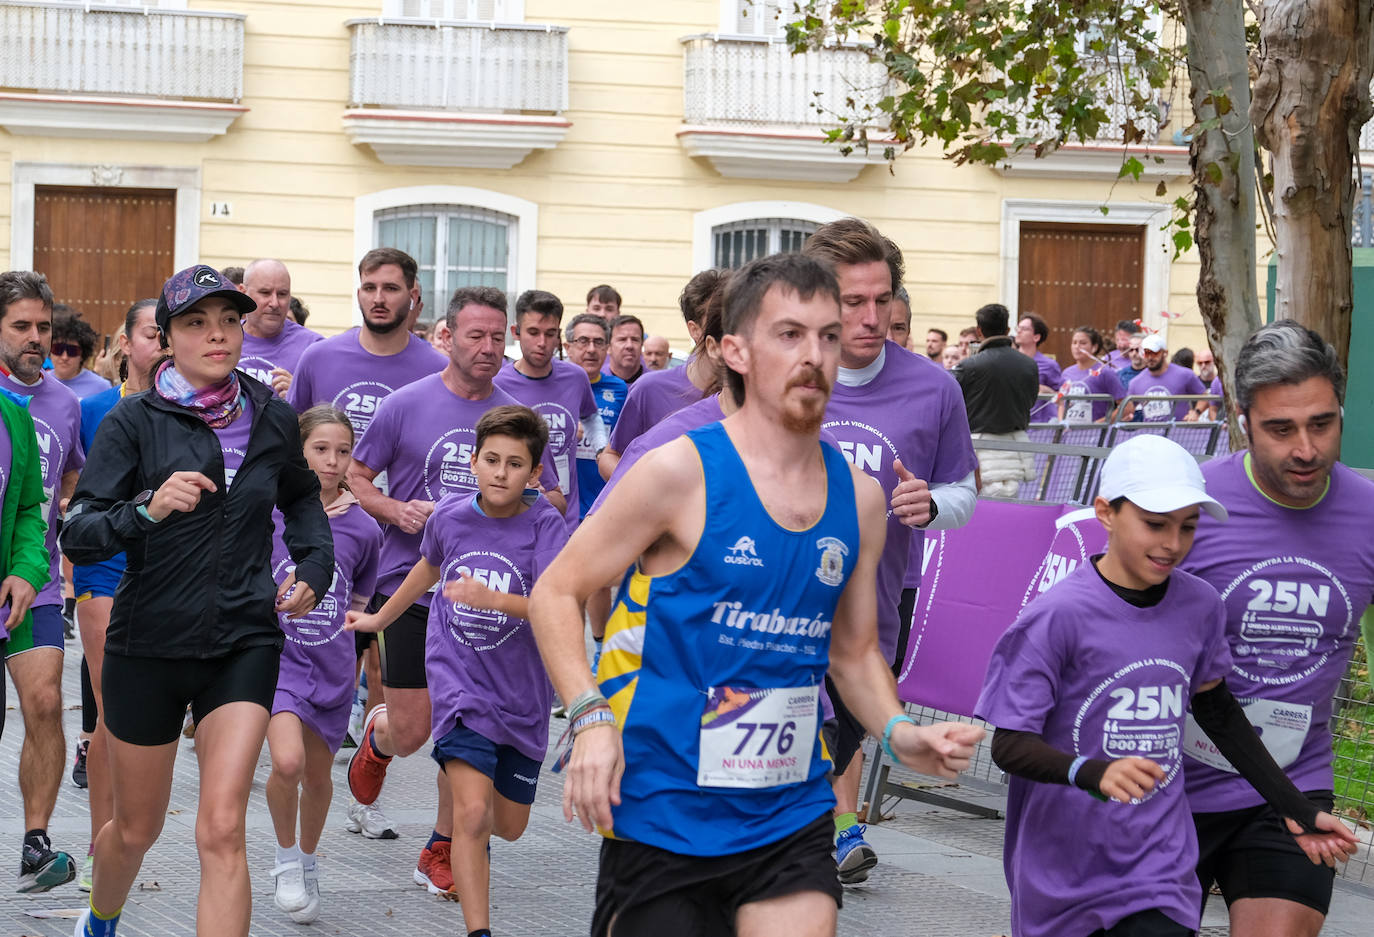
835;823;878;885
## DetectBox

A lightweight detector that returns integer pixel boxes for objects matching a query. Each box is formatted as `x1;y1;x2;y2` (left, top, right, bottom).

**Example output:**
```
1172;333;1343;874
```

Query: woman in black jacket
62;265;333;937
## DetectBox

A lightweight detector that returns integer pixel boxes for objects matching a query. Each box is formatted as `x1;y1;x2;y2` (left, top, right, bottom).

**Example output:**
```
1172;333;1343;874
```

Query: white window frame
380;0;524;20
353;185;537;324
692;200;845;272
11;161;200;272
999;198;1171;336
719;0;783;36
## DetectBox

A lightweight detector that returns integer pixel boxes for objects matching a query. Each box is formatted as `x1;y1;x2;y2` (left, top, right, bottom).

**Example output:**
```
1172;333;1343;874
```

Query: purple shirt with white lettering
422;493;568;760
287;328;446;437
271;501;381;748
239;319;323;390
352;374;557;603
607;362;705;454
977;564;1231;937
212;396;253;490
494;359;597;528
1127;364;1207;421
1182;454;1374;812
823;343;977;662
7;374;83;607
1059;363;1126;423
1029;351;1063;422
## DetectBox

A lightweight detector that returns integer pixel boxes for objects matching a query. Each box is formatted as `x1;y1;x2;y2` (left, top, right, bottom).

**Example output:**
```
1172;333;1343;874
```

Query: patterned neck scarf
153;359;243;429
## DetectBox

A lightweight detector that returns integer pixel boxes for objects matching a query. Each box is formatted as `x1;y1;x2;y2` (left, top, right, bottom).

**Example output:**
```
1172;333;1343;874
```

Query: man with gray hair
1182;320;1374;937
0;270;78;893
565;313;626;520
238;259;322;398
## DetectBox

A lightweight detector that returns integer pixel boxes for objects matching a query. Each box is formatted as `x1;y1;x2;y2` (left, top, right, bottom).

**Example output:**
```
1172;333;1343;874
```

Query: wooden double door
33;185;176;340
1017;221;1146;364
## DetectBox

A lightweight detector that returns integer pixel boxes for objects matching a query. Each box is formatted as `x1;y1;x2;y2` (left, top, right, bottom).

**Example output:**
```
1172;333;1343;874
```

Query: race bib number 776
697;685;818;789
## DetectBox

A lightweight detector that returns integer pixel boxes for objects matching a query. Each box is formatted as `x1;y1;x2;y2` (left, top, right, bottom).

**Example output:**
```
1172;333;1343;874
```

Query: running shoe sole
412;867;459;901
836;845;878;885
18;851;76;893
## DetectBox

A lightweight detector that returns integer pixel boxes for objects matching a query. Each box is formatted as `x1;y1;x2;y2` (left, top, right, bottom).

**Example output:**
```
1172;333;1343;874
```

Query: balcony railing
347;19;568;113
681;35;889;129
0;1;244;101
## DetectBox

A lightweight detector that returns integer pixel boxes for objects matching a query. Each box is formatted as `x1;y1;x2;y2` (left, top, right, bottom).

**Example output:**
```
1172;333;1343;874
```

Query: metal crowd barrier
861;419;1374;893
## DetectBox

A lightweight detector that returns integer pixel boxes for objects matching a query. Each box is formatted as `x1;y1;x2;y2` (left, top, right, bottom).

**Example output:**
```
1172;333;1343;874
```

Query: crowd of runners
0;215;1367;937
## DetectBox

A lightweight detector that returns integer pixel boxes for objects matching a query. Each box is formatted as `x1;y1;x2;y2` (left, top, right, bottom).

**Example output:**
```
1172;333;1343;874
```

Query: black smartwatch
917;495;939;529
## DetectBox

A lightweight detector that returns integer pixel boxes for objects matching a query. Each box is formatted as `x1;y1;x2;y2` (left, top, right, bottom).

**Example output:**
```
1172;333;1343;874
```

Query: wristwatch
917;495;939;529
133;489;159;523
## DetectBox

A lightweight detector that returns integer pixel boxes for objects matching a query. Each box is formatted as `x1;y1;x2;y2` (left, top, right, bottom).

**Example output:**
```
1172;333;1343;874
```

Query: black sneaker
71;739;89;789
18;834;75;893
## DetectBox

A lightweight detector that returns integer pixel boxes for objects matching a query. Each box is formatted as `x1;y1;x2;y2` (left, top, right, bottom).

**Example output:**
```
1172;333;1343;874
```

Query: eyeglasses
50;342;82;358
568;337;607;348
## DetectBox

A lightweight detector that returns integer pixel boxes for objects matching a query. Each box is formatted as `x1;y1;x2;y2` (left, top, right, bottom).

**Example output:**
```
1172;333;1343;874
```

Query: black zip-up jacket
62;373;333;659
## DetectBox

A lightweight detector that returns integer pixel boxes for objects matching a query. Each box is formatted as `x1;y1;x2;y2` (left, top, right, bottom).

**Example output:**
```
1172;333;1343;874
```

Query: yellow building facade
0;0;1323;362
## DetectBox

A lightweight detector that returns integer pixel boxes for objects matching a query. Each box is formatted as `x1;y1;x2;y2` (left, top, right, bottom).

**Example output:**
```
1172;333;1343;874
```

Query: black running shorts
592;812;841;937
1194;789;1336;915
102;643;280;746
822;675;866;777
369;592;429;690
1089;909;1193;937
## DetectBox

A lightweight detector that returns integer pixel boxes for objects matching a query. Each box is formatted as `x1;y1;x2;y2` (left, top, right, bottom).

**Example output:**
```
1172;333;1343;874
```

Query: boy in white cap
975;434;1356;937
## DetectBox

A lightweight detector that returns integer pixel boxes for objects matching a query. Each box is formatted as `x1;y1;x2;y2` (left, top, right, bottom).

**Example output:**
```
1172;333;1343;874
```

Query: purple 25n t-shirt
1182;454;1374;812
976;564;1231;937
493;359;597;528
607;362;705;455
421;493;569;761
352;373;558;603
211;396;254;490
239;319;323;390
822;343;977;663
287;328;446;437
1058;363;1126;423
271;501;381;749
6;374;84;608
1127;363;1206;422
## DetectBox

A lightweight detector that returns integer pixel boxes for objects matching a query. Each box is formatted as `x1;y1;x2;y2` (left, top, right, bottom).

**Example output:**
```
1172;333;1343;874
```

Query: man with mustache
287;248;445;843
529;253;983;937
803;219;978;884
1182;321;1374;937
344;286;562;901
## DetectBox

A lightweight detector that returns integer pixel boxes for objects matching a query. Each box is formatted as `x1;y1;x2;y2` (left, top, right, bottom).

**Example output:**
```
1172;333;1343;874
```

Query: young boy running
348;405;568;937
976;434;1356;937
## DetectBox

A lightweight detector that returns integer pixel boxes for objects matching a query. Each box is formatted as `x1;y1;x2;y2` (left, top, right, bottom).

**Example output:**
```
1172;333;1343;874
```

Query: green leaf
1204;162;1224;185
1119;156;1145;181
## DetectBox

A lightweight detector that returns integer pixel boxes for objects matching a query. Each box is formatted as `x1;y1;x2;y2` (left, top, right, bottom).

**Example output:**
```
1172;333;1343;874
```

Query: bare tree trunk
1252;0;1374;366
1181;0;1262;447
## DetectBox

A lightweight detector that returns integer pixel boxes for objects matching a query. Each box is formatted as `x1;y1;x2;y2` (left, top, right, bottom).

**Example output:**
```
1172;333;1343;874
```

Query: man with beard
1181;320;1374;937
237;259;322;398
0;271;81;892
287;248;445;842
803;219;978;885
529;253;983;937
344;287;562;901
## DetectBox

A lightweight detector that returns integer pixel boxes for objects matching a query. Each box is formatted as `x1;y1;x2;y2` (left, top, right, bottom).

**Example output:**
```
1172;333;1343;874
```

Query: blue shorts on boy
976;563;1232;937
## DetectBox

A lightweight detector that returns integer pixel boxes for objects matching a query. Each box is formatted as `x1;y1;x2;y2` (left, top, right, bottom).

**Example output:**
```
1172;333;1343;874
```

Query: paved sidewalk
3;645;1373;935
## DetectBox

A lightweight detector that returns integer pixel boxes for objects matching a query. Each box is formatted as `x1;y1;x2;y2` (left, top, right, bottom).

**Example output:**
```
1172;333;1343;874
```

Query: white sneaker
73;907;88;937
289;865;321;924
344;800;398;840
271;857;309;913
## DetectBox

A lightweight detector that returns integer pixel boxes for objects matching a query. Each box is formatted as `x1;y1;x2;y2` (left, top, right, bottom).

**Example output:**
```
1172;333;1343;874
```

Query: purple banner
896;501;1108;716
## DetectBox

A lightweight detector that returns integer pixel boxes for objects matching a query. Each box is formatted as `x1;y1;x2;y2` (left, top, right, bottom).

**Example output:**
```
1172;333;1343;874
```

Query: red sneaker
413;840;457;901
346;704;392;805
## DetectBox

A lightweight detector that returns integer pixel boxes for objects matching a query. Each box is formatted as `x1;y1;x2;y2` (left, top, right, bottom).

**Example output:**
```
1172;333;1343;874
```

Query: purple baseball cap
155;264;256;334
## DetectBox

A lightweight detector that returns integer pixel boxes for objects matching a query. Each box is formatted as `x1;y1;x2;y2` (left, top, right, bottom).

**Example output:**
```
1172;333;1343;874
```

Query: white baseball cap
1098;434;1228;520
1141;333;1168;354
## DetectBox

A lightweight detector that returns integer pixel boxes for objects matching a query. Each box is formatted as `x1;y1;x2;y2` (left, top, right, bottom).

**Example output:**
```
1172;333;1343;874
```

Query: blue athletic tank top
598;420;859;856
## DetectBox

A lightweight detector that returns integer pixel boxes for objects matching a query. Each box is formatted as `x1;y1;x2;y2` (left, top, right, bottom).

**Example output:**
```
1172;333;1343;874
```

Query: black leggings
81;657;98;734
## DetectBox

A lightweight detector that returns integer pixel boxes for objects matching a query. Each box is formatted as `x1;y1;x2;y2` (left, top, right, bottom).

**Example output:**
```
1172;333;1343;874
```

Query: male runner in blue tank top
530;253;984;937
